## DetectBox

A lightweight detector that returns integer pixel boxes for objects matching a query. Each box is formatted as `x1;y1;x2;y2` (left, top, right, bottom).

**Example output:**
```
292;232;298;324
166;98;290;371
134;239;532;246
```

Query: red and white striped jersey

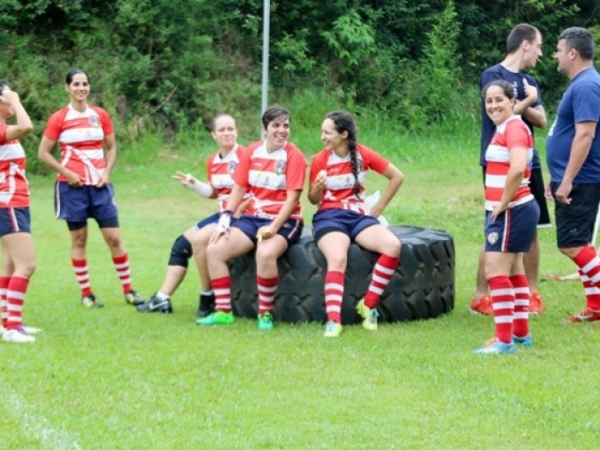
0;123;29;208
43;104;113;185
485;115;534;211
206;145;249;212
310;144;389;213
234;141;306;220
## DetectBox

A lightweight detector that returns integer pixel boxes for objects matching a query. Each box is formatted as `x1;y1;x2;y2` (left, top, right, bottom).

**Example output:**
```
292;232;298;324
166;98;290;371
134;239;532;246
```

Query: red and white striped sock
211;276;232;313
510;274;530;338
5;276;29;331
112;253;133;294
573;246;600;310
489;275;514;344
364;254;399;308
325;271;344;323
72;258;92;297
0;275;10;328
257;276;278;316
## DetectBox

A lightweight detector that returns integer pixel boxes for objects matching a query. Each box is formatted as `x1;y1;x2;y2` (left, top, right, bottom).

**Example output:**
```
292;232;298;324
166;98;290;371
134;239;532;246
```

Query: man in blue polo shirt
546;26;600;323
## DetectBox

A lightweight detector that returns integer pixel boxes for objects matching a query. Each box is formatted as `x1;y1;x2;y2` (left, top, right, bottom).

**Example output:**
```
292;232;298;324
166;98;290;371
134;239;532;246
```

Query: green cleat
257;312;274;330
356;299;378;331
82;293;104;309
124;290;145;306
196;311;234;326
323;321;342;337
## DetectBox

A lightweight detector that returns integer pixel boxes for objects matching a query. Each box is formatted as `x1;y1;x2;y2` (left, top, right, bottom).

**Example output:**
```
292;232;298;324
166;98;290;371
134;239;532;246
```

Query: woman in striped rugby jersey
474;79;540;355
0;81;40;343
37;69;145;309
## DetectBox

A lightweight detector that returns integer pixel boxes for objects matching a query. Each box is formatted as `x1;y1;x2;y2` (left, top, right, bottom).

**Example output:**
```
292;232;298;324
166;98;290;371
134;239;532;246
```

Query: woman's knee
323;252;347;271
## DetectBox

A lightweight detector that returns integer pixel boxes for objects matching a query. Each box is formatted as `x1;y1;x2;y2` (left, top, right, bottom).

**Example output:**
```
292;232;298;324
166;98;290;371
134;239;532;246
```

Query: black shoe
136;294;173;314
82;293;104;309
125;290;146;306
196;293;215;318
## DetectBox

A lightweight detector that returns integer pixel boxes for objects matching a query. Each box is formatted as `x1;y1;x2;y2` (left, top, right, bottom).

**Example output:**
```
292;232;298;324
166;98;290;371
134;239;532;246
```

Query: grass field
2;118;600;449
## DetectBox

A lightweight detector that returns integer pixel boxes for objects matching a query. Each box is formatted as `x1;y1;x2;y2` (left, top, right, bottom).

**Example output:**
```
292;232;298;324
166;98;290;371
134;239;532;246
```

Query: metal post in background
260;0;270;136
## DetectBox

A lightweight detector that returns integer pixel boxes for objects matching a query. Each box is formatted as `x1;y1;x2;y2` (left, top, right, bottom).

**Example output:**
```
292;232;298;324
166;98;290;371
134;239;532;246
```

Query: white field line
0;379;82;449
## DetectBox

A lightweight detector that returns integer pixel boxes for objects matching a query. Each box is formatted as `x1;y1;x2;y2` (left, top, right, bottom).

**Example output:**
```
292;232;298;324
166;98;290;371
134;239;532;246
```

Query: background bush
1;0;599;172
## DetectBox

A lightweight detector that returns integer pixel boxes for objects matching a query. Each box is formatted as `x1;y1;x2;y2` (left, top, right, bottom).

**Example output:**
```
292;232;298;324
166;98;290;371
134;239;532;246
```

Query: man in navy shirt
470;24;550;316
546;27;600;323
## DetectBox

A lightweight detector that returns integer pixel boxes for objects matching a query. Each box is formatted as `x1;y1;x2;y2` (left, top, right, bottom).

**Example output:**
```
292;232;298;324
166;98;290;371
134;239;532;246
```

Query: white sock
156;291;170;300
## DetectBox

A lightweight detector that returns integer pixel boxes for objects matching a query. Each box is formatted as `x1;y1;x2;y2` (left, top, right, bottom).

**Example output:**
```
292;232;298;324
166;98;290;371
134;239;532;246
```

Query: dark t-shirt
479;64;542;169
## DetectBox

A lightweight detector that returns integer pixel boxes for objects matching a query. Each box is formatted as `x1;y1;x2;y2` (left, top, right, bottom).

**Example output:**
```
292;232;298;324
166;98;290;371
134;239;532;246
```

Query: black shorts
481;166;551;227
551;181;600;248
530;168;551;227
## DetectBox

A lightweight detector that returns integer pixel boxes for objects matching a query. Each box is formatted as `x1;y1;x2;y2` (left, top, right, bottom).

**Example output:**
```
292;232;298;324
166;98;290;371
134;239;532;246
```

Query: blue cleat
257;312;274;330
473;338;516;355
513;334;533;347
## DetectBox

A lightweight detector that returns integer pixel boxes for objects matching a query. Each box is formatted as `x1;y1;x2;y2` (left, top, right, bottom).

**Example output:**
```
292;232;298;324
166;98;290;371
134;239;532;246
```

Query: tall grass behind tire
228;225;455;324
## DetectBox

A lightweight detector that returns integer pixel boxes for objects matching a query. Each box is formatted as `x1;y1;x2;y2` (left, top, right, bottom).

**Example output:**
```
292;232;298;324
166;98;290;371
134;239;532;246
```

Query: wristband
185;175;214;198
215;210;232;234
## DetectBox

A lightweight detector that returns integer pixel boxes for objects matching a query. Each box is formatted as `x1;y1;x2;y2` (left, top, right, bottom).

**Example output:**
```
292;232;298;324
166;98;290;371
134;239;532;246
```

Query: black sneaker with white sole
136;294;173;314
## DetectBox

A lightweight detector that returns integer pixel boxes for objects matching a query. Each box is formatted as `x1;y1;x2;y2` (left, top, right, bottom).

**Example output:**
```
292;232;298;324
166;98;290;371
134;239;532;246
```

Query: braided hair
326;110;361;197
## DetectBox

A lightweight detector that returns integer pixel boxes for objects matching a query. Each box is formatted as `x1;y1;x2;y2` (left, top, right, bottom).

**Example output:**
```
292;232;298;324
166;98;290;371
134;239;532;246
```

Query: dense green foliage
1;0;599;167
3;114;600;448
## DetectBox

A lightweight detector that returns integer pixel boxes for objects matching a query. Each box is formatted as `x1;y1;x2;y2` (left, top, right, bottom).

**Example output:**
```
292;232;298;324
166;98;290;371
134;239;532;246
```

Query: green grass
2;120;599;449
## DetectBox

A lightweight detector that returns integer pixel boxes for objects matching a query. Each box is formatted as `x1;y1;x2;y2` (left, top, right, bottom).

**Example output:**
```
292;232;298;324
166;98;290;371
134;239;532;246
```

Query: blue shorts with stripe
55;181;118;223
484;200;540;253
312;208;379;242
0;207;31;237
233;214;303;246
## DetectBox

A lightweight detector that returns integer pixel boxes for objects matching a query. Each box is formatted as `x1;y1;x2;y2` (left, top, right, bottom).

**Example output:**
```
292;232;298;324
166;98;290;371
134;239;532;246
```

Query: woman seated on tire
308;110;404;337
197;105;307;330
136;114;249;317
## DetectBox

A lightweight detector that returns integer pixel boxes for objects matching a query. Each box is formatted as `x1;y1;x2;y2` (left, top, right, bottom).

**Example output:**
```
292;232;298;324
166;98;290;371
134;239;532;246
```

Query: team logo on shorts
228;161;237;175
275;159;285;175
487;231;499;245
89;114;100;128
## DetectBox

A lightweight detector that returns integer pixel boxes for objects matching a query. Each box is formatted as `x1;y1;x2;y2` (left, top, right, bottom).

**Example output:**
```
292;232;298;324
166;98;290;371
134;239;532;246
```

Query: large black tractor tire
229;225;455;324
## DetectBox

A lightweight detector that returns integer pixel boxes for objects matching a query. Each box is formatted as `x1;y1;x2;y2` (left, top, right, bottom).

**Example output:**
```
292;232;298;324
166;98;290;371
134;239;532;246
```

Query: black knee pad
168;235;192;268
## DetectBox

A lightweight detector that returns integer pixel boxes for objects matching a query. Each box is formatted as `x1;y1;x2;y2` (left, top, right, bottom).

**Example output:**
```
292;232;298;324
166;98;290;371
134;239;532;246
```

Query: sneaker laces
325;321;338;332
367;308;379;324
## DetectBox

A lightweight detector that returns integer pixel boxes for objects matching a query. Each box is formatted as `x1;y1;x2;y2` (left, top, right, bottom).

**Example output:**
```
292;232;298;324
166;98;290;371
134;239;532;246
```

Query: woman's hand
96;172;110;188
315;170;327;190
256;226;275;242
65;169;84;187
491;203;508;221
172;171;196;188
209;210;232;244
172;171;214;197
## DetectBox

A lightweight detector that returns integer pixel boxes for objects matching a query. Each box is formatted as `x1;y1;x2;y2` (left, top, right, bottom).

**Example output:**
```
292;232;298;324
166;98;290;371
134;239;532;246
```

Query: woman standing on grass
37;69;145;309
136;114;249;316
0;81;40;343
197;105;306;330
474;79;539;355
308;110;404;337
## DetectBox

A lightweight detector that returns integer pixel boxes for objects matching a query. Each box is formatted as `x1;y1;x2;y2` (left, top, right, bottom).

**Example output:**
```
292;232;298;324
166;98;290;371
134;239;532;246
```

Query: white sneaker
1;325;41;335
2;328;35;343
23;325;42;335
